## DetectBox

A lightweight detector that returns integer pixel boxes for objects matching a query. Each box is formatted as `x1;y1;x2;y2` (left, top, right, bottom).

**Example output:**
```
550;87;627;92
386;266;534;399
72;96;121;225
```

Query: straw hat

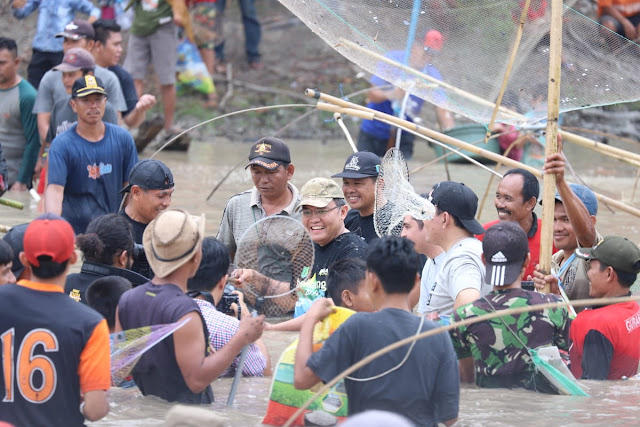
143;209;205;278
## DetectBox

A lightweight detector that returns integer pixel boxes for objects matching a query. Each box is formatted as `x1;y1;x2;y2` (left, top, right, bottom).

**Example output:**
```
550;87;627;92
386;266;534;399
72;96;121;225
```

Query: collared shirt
13;0;101;52
194;299;266;377
217;182;301;255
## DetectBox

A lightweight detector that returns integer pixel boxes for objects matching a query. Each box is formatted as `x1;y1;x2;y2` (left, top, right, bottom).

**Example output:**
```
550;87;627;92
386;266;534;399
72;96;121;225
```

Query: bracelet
79;401;86;418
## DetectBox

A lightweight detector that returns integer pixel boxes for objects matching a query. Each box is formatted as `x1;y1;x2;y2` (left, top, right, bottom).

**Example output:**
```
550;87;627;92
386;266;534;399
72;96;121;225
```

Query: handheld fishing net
110;318;190;386
234;216;315;317
279;0;640;127
374;148;435;237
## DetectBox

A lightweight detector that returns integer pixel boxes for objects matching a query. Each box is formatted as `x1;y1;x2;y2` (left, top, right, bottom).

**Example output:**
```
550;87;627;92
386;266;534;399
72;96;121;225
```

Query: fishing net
234;216;315;317
110;318;190;386
374;148;435;237
279;0;640;127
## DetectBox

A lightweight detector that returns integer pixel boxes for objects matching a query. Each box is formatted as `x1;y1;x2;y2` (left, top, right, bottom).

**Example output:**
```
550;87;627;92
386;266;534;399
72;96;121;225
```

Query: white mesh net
374;148;436;237
279;0;640;126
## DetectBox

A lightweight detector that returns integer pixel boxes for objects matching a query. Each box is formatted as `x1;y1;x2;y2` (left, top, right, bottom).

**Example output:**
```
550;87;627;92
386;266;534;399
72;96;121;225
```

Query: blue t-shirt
48;122;138;234
361;50;445;140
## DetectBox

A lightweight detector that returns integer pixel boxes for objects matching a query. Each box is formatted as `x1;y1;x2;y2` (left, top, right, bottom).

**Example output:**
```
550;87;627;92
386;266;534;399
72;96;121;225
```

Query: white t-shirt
423;237;489;316
418;251;446;315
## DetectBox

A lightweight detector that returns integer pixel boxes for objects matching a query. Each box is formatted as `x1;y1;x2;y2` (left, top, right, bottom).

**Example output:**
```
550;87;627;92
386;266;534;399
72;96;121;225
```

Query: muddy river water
2;135;639;426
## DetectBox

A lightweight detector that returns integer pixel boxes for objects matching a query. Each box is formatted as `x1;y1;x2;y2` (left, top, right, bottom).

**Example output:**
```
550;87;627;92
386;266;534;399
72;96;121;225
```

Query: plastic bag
176;38;215;95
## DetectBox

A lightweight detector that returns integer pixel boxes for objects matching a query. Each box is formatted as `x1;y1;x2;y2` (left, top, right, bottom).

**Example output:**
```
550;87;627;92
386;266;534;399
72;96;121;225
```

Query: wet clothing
295;232;368;317
423;237;488;316
344;209;377;243
0;280;110;426
480;214;555;281
569;299;640;380
48;122;138;234
117;282;214;403
217;183;301;257
46;96;119;143
194;299;266;377
0;79;39;186
308;308;460;426
451;288;571;393
65;260;149;305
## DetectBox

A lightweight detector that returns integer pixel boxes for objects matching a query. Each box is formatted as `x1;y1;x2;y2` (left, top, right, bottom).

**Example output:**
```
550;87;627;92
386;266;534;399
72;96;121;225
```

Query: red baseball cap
23;214;75;267
424;30;443;51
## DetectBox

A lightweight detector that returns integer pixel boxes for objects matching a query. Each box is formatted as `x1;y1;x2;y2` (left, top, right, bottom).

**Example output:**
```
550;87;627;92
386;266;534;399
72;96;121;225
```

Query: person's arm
75;0;101;20
449;258;483;310
265;313;306;332
13;85;40;189
173;311;265;393
532;264;560;294
543;138;596;248
11;0;39;17
123;94;156;129
435;106;455;131
37;112;50;149
293;298;334;390
454;288;480;311
580;329;614;380
601;6;636;39
78;319;111;421
44;183;64;215
216;201;238;260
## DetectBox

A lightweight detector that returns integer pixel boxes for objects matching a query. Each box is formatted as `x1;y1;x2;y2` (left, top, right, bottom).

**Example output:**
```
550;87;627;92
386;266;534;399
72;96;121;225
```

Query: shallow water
2;135;639;426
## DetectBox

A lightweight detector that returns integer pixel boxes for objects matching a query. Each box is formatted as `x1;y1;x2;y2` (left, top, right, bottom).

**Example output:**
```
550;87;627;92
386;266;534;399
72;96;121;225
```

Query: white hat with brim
143;209;205;278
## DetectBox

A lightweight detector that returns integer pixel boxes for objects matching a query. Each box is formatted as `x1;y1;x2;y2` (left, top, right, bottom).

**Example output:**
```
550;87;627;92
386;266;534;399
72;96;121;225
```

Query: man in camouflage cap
450;221;571;393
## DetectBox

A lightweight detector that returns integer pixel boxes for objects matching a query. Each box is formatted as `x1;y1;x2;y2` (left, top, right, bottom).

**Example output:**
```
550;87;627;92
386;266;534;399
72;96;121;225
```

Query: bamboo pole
558;130;640;166
309;93;640;218
283;294;640;427
0;198;24;210
484;0;533;142
0;225;11;233
539;0;564;293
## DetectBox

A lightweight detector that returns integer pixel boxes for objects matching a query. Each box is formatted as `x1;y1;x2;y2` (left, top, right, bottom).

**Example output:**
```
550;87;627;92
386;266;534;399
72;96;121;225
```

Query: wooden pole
484;0;533;142
539;0;563;293
310;95;640;218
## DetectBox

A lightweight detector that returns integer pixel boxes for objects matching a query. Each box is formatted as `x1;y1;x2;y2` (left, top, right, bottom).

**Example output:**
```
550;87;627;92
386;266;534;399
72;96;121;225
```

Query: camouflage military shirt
451;287;571;393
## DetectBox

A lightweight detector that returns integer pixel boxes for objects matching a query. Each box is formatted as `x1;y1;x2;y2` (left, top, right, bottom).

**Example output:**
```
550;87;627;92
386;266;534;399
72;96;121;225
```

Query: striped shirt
194;299;266;377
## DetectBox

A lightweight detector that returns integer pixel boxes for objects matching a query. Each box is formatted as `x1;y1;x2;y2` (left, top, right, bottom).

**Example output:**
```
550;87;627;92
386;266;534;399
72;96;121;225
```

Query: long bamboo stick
309;92;640;218
540;0;564;293
283;294;640;427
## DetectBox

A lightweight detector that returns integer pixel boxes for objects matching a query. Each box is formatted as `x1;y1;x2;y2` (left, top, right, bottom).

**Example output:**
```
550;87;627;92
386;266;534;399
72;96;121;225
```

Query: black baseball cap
55;19;95;40
332;151;381;179
120;159;175;193
429;181;485;235
483;221;529;286
72;75;108;98
246;137;291;171
575;236;640;274
2;223;28;279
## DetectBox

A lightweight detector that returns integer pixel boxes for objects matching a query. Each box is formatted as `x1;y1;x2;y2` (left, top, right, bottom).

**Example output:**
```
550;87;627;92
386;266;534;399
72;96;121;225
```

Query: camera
130;243;151;279
216;284;240;319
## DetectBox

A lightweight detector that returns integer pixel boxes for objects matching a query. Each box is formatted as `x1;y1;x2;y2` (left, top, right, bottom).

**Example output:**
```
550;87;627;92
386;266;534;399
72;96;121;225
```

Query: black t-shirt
109;65;138;117
344;209;378;244
311;232;367;297
308;308;460;426
117;282;214;404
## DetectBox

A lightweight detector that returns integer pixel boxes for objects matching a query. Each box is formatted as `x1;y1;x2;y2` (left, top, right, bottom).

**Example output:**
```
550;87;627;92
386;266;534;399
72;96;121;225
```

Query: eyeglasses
301;206;340;218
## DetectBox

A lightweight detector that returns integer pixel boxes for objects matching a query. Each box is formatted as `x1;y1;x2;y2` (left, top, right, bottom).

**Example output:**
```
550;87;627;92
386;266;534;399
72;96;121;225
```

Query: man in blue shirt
358;29;454;160
11;0;100;89
45;75;137;234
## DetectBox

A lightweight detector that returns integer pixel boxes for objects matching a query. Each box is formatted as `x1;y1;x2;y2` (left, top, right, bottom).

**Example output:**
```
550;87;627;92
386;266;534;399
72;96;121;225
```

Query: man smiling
332;151;382;243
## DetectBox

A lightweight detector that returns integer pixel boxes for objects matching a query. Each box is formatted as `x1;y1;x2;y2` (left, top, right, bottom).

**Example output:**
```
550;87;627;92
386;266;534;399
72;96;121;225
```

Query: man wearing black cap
120;159;175;277
1;223;28;282
45;75;138;234
422;181;489;316
33;19;127;156
332;151;382;243
570;236;640;380
217;137;300;259
451;221;571;391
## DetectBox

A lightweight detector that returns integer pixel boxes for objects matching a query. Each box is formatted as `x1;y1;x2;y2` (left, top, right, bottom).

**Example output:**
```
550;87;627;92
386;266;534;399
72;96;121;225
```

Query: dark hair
0;37;17;58
503;169;539;203
188;237;231;292
599;262;638;288
436;207;463;229
92;19;121;45
86;276;132;329
31;256;68;279
76;214;134;266
327;258;366;307
0;240;13;266
366;236;419;294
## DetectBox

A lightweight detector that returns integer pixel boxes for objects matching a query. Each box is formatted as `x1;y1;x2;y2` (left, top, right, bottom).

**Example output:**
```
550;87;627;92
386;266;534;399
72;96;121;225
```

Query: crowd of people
0;4;639;427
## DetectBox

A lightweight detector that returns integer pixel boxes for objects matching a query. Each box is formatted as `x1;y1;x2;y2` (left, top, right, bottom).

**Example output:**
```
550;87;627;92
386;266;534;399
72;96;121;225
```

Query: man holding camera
120;159;175;277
